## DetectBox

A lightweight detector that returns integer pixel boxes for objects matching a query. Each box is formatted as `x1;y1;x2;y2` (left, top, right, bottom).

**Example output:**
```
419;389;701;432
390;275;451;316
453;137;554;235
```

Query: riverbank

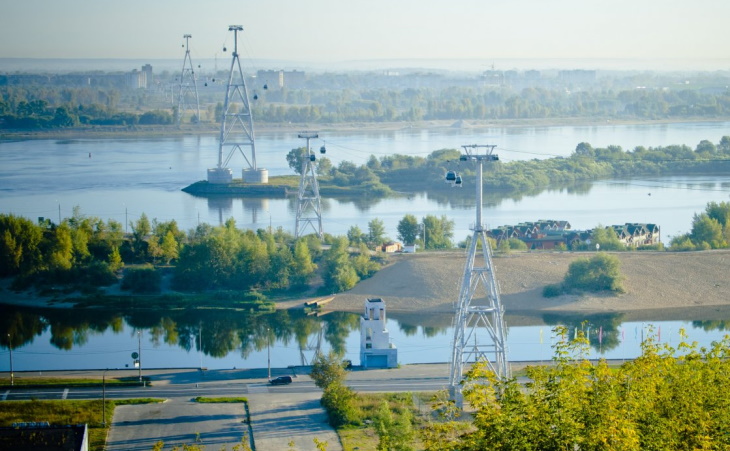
3;250;729;321
2;117;728;141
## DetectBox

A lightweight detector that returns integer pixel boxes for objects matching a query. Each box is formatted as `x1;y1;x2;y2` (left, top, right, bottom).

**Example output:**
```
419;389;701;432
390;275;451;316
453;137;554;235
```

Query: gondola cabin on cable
445;170;457;183
320;145;327;154
454;175;463;187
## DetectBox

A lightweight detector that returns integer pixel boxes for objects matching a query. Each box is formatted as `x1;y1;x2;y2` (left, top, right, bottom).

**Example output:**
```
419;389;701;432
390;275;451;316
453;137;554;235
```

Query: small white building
360;298;398;368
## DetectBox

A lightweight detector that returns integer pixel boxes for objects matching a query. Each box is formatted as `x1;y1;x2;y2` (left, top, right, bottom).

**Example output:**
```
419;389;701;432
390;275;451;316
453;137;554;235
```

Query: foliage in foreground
311;351;361;428
423;326;730;451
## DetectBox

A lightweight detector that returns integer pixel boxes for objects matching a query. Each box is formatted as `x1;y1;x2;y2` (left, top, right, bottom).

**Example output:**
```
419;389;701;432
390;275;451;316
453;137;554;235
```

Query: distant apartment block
0;65;154;90
255;69;306;89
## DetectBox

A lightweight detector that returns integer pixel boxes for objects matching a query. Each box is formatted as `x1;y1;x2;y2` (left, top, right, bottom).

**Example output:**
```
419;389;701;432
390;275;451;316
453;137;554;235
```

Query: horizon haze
2;0;729;72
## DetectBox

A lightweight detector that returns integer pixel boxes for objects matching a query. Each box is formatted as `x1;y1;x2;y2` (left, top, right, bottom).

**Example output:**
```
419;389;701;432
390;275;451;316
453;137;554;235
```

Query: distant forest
1;69;729;128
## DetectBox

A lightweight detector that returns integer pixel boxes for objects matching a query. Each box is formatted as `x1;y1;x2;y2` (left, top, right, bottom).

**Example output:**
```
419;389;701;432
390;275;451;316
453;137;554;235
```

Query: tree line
2;79;729;130
1;206;463;298
0;209;390;298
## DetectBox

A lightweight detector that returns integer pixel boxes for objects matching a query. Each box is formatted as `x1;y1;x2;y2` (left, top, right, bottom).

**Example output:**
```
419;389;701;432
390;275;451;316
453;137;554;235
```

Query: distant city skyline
2;0;729;71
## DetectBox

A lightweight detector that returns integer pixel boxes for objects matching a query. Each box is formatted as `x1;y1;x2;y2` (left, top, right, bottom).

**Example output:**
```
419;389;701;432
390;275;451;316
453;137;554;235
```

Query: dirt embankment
326;250;730;320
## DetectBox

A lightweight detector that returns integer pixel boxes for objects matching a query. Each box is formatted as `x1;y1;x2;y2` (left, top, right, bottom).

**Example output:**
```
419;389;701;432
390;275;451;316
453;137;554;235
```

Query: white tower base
243;168;269;184
207;167;233;184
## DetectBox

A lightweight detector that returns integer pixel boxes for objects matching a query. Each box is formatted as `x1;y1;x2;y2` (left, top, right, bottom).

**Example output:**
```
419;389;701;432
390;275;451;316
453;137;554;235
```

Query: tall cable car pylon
449;144;510;408
177;34;200;125
208;25;268;184
295;132;323;239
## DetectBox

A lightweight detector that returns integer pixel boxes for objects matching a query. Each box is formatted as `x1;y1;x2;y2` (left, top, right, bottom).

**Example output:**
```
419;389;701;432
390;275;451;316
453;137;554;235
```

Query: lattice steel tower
295;132;323;239
177;34;200;125
449;144;510;408
207;25;268;185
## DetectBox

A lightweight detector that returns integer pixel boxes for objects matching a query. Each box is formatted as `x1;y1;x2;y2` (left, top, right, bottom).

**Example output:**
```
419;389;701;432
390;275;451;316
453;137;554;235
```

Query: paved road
2;364;454;451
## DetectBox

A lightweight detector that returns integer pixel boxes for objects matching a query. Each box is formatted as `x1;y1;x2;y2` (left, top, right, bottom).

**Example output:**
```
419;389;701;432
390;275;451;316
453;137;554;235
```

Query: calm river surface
1;121;730;370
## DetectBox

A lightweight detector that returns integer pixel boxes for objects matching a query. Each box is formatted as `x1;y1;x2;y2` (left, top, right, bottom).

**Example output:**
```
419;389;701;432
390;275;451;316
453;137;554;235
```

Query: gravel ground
327;249;730;319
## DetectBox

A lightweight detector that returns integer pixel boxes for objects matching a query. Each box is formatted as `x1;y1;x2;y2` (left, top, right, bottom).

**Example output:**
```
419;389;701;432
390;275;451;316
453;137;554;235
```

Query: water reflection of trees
543;313;625;353
0;305;361;361
692;320;730;332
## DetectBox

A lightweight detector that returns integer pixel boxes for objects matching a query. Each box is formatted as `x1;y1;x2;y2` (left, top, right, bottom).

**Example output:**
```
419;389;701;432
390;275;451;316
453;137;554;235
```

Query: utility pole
295;132;323;239
7;334;13;386
267;328;271;381
137;331;142;384
448;144;510;408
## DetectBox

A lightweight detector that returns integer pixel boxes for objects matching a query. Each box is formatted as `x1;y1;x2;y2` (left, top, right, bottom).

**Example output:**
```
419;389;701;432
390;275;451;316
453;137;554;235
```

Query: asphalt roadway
3;363;456;451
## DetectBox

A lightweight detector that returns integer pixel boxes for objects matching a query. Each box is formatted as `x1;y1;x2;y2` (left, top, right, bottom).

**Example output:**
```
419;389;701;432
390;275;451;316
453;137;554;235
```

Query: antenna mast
295;132;323;239
177;34;200;125
448;144;510;408
207;25;268;184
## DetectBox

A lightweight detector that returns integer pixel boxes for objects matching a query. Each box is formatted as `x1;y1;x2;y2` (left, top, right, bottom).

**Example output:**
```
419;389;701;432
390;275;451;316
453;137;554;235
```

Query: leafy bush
543;284;563;298
121;265;161;293
321;382;361;428
563;253;624;293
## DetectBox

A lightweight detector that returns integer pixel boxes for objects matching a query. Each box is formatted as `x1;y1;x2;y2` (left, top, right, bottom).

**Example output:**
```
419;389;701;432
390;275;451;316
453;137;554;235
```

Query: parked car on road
268;376;293;385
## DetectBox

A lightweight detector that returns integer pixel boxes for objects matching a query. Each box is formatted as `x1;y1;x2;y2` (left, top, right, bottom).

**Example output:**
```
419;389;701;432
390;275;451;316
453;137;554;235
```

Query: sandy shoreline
325;250;730;321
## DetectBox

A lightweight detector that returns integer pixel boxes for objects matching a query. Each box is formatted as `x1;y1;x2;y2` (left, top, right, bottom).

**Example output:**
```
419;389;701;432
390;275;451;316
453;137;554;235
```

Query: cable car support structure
448;144;510;408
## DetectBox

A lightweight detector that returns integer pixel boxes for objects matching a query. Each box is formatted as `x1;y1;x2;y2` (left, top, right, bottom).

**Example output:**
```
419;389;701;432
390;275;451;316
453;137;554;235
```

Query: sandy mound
328;250;730;317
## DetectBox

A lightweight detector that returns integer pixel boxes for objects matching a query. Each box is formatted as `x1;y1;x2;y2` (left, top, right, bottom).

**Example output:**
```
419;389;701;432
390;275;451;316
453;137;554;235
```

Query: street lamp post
137;331;142;384
267;328;271;381
102;369;109;426
7;334;13;386
421;223;428;250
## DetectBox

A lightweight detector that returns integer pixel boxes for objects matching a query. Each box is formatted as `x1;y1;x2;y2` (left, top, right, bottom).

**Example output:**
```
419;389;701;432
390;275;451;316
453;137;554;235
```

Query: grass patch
193;396;248;403
0;377;143;389
0;398;164;451
70;292;275;312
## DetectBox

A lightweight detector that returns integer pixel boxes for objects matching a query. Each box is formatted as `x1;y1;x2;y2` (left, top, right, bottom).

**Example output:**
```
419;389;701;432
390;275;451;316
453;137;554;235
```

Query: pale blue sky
1;0;728;67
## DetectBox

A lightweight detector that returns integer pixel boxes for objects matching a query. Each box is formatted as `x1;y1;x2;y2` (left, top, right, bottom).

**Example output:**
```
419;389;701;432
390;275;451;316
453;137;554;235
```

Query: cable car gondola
454;175;463;187
320;145;326;154
445;171;456;183
309;154;316;162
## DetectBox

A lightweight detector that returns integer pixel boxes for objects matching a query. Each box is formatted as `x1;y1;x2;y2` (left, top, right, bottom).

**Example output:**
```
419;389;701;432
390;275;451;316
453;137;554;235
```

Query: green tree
347;225;366;245
286;147;308;174
591;225;626;251
310;350;348;390
422;215;454;249
322;236;358;292
691;213;725;248
396;214;419;245
368;218;387;246
160;230;179;264
291;239;316;287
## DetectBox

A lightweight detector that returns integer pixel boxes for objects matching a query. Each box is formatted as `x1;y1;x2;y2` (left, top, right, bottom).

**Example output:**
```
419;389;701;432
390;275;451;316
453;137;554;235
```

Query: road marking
2;391;8;401
62;389;69;400
246;384;269;394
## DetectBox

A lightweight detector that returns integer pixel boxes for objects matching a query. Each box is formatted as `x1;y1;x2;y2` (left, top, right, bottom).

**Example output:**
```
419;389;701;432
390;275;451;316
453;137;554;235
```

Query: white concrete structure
360;298;397;368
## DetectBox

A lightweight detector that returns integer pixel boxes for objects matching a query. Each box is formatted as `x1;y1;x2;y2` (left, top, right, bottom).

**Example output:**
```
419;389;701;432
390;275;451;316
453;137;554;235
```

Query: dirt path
325;250;730;319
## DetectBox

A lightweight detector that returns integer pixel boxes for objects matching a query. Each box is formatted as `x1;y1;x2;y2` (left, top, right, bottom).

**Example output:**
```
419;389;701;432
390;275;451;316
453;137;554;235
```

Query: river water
1;121;730;370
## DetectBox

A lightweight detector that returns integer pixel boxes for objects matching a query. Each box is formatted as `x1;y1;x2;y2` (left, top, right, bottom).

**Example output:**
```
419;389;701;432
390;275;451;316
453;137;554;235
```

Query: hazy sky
2;0;728;67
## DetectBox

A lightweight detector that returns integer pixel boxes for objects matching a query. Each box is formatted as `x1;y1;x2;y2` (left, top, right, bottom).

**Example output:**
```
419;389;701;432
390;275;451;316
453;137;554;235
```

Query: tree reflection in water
543;312;625;353
0;304;361;360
